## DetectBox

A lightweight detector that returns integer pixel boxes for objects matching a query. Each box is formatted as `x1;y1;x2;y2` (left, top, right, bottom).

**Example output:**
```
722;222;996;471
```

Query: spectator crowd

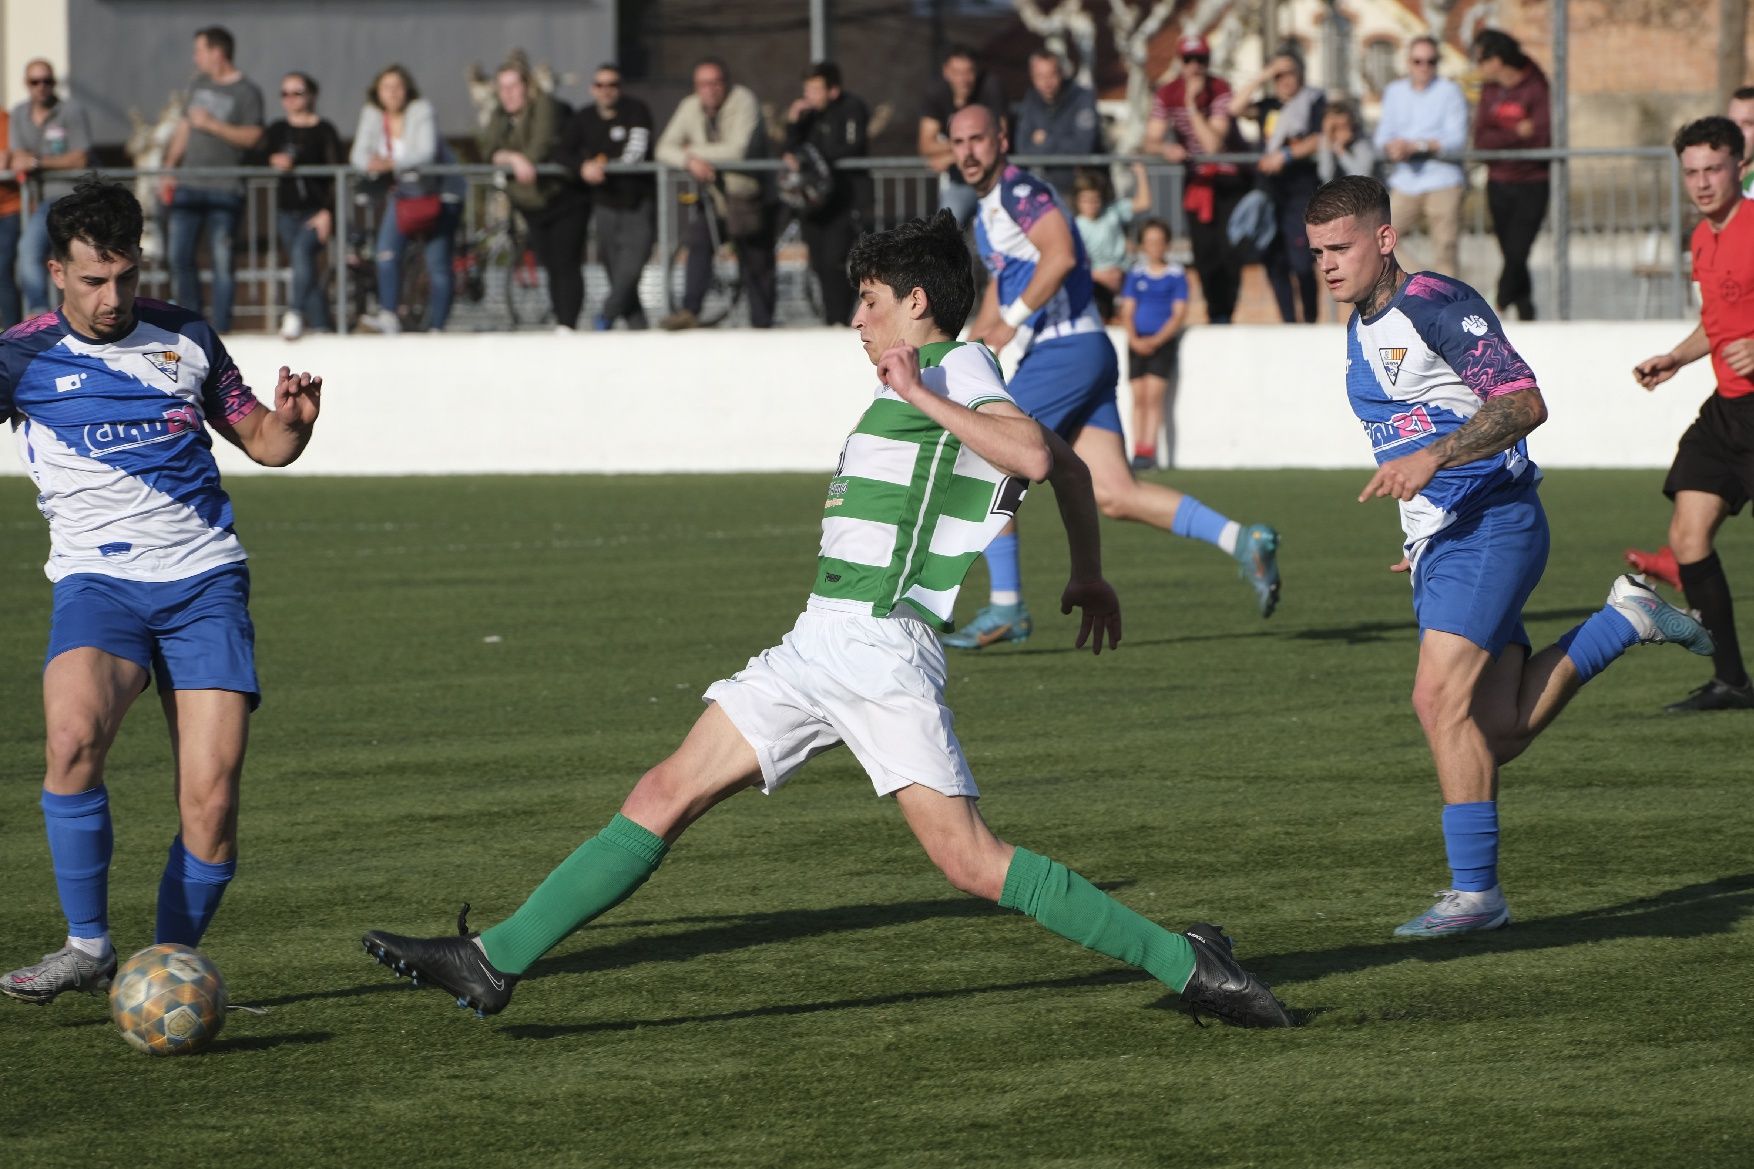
0;22;1594;338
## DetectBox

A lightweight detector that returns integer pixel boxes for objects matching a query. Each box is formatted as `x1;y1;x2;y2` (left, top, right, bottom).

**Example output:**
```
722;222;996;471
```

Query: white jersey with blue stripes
1345;272;1541;552
974;164;1100;335
0;300;263;582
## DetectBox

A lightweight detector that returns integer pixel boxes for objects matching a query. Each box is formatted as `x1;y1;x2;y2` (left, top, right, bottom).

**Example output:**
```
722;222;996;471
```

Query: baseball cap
1178;35;1211;58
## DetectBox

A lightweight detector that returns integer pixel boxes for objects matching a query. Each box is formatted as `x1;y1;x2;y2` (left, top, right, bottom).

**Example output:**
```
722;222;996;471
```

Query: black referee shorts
1664;391;1754;512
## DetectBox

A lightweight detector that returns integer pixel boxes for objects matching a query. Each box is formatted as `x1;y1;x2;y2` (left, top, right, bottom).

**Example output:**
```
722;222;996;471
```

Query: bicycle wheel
397;236;431;331
665;241;741;326
502;244;552;328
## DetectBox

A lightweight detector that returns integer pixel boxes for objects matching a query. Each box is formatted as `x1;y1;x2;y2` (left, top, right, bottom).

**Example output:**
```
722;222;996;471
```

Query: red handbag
394;193;442;237
384;111;443;237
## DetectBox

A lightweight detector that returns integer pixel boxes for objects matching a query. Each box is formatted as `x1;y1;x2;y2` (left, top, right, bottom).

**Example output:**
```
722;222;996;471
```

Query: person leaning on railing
655;56;776;331
560;62;654;331
9;58;91;320
265;71;343;340
480;56;588;331
350;64;463;333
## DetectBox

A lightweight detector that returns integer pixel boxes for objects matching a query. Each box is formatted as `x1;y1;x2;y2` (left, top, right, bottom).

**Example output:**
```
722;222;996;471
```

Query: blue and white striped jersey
974;164;1100;334
0;300;262;582
1345;272;1541;549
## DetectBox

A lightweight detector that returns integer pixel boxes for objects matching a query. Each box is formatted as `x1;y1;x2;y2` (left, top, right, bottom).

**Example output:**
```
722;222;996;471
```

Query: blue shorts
46;564;260;708
1412;479;1549;655
1008;332;1121;439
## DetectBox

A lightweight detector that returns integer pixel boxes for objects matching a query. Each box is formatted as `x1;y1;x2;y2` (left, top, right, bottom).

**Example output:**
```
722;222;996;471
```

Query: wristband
1001;300;1035;328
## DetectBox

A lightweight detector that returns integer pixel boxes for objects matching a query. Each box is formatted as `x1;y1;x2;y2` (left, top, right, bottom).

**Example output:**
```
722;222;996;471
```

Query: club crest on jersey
1461;314;1488;336
144;350;182;383
1378;347;1408;384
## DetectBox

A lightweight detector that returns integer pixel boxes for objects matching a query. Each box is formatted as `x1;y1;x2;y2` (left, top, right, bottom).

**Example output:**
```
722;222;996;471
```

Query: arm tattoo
1424;390;1544;468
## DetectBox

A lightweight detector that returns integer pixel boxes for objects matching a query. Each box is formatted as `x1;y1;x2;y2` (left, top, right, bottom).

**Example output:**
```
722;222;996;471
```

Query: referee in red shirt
1634;117;1754;711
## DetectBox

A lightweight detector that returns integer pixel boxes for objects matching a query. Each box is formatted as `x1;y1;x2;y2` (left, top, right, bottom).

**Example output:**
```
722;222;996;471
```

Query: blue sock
1555;607;1638;683
155;836;236;946
1441;802;1500;892
1169;496;1234;551
42;787;113;939
985;533;1022;605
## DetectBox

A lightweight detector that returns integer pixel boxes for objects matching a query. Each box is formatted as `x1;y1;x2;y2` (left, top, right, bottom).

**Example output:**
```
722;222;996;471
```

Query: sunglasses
1180;54;1209;65
281;88;308;97
27;77;54;87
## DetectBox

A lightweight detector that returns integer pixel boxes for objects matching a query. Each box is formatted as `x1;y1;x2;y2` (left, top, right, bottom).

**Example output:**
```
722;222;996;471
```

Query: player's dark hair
847;210;976;337
1674;116;1743;158
367;63;420;107
804;60;842;90
1136;217;1172;244
943;43;977;67
1305;174;1391;227
47;180;143;263
1470;29;1527;70
195;25;235;61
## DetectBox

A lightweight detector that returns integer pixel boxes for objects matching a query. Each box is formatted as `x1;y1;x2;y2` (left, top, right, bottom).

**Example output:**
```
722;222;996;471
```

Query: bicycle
453;176;551;330
664;184;742;327
339;185;432;333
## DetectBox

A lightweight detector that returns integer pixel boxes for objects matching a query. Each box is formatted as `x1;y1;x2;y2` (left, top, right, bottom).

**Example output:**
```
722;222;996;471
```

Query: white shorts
703;606;980;799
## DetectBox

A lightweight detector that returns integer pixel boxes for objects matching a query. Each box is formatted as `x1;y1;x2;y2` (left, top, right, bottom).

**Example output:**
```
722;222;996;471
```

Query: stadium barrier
0;322;1710;479
23;147;1691;333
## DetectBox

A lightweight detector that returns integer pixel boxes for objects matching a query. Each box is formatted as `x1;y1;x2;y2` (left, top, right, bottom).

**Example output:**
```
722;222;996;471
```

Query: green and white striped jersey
810;341;1028;628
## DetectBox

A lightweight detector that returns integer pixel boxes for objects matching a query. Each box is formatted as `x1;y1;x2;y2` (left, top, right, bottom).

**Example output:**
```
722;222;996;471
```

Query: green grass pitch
0;470;1749;1169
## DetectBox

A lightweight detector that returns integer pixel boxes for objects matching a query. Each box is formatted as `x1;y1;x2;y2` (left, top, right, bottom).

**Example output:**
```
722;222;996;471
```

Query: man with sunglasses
562;65;655;330
1374;36;1468;278
9;60;92;318
1143;35;1250;325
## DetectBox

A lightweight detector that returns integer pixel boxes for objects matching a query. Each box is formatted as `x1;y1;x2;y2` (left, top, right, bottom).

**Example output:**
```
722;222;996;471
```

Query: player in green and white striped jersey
811;337;1029;628
362;213;1291;1029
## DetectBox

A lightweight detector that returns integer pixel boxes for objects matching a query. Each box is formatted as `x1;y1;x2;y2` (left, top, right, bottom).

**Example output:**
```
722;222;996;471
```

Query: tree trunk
1723;0;1749;107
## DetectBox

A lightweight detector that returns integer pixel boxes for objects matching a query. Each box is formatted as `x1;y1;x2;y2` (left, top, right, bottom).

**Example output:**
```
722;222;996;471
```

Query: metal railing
20;145;1694;331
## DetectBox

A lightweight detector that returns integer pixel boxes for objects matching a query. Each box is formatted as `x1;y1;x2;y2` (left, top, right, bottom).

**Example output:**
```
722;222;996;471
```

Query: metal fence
25;146;1693;333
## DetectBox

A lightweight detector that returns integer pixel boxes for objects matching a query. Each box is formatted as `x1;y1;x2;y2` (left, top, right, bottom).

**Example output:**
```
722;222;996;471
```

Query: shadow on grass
1292;605;1597;645
510;873;1752;1035
203;1030;333;1055
1256;872;1754;989
499;968;1151;1040
1010;628;1283;656
532;887;1126;982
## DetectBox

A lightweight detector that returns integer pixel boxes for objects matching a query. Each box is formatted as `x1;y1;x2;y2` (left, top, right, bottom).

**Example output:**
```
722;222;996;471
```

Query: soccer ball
108;944;228;1056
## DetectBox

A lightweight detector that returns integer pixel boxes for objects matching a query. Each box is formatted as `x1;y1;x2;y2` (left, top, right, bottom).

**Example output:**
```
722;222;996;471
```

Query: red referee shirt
1692;201;1754;399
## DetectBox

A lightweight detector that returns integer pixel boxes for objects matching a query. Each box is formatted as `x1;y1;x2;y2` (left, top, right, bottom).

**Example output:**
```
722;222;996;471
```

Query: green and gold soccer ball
109;944;228;1056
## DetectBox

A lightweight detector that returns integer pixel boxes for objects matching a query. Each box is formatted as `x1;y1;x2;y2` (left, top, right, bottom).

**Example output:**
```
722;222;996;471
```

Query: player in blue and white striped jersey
1;182;320;1005
937;105;1281;650
1305;175;1713;938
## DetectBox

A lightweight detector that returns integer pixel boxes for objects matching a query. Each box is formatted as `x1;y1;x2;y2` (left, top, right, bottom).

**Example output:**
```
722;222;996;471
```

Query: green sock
478;814;668;975
998;847;1197;993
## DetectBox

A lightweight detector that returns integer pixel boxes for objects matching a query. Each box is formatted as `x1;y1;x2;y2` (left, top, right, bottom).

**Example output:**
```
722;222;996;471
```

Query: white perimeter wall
2;323;1718;477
